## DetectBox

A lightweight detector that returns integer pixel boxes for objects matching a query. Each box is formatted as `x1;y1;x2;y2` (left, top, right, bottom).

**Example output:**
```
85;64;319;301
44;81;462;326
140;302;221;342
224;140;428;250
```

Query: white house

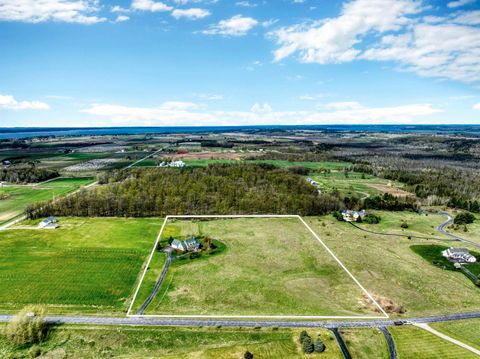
38;216;58;229
171;237;200;252
442;248;477;263
341;209;366;222
159;160;186;168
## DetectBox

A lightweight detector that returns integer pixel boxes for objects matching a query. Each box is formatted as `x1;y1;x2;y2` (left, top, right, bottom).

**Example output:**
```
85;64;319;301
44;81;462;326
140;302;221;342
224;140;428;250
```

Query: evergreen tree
314;336;326;353
302;336;314;354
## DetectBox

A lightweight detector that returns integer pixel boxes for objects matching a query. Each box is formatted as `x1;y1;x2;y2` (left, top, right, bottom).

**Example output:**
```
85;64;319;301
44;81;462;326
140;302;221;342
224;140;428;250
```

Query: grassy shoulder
0;324;343;359
340;328;389;359
0;217;161;315
430;319;480;350
388;325;479;359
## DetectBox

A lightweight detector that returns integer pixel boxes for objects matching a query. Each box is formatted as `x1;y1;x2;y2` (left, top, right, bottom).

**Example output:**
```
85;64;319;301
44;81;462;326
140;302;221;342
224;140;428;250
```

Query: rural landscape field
2;0;480;357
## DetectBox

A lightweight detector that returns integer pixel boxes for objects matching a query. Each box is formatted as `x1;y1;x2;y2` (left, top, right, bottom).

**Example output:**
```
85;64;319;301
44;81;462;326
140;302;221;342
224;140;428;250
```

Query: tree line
0;164;59;184
26;164;343;218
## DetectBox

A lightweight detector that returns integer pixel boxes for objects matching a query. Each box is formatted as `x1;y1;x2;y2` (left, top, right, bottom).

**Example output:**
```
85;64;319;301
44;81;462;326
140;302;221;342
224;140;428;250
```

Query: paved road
436;212;480;249
331;328;352;359
0;311;478;329
124;148;164;169
136;249;172;315
349;222;457;242
380;327;397;359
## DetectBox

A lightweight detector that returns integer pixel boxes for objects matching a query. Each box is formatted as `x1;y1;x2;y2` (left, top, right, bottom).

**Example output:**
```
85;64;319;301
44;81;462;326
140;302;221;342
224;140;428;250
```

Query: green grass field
0;217;161;314
431;319;480;350
0;177;95;224
0;325;343;358
340;328;389;359
134;217;379;317
181;159;351;171
305;214;480;317
389;326;479;358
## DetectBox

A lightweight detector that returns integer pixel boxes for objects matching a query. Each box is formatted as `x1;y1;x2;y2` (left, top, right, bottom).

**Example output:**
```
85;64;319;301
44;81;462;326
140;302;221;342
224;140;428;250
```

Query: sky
0;0;479;127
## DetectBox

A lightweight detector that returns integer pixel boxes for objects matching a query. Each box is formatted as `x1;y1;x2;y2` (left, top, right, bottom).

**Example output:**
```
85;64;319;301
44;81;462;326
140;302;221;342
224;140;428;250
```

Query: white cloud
172;8;210;20
270;0;422;63
325;101;363;110
236;1;257;7
447;0;475;8
474;103;480;110
0;0;106;24
131;0;172;12
0;95;50;110
81;100;441;125
115;15;130;22
202;15;258;36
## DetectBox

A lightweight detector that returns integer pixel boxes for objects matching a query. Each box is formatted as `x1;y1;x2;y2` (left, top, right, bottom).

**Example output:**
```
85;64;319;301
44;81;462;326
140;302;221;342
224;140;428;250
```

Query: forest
0;165;59;184
26;164;343;218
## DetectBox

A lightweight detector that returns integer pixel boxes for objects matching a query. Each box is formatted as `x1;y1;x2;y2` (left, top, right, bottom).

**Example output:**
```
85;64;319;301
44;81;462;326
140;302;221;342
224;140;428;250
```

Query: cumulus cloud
270;0;422;64
0;95;50;110
269;0;480;84
172;8;210;20
131;0;172;12
202;15;258;36
81;100;441;125
0;0;106;24
115;15;130;22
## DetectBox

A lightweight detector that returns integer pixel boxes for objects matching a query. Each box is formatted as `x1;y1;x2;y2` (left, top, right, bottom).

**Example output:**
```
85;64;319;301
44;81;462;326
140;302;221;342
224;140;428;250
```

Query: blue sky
0;0;479;127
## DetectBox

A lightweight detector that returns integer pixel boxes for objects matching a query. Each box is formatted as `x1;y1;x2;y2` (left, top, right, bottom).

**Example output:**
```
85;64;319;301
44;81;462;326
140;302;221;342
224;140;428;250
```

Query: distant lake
1;125;480;140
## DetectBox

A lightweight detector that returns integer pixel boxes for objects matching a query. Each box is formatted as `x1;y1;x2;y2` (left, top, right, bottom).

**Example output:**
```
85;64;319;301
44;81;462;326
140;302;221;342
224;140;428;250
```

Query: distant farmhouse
442;247;477;264
341;209;366;222
171;237;200;253
159;160;186;168
306;178;322;193
38;216;58;229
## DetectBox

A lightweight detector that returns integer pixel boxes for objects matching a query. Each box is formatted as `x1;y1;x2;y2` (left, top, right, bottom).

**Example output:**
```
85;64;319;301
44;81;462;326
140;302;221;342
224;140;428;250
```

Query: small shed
38;216;58;229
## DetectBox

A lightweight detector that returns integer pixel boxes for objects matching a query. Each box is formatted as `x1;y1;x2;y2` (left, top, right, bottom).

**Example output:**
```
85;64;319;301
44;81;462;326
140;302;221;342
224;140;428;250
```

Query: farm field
310;171;409;199
0;177;95;224
0;325;343;358
305;214;480;317
134;217;381;317
0;217;161;314
431;319;480;350
388;325;479;358
359;211;451;239
339;328;389;359
177;159;352;170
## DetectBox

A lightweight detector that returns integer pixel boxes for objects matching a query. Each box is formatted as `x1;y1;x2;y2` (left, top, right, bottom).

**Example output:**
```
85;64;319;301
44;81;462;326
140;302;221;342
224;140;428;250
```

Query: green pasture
137;217;378;317
389;326;479;358
340;328;389;359
0;177;94;224
0;325;343;358
0;217;161;314
431;319;480;350
305;214;480;317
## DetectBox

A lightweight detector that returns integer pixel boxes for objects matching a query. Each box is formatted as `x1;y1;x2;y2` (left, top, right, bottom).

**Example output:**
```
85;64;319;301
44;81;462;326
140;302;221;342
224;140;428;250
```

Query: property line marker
128;215;389;319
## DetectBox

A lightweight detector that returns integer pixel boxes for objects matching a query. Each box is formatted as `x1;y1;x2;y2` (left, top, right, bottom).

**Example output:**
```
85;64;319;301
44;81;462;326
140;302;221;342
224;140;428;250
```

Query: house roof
448;248;469;254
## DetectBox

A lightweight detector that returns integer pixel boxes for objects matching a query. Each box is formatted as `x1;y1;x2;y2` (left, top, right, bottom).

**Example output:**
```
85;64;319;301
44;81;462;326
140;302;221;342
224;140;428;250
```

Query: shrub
244;351;254;359
5;306;46;346
314;336;326;353
363;213;381;224
299;330;310;343
400;221;409;229
454;212;475;225
302;336;314;354
332;211;344;222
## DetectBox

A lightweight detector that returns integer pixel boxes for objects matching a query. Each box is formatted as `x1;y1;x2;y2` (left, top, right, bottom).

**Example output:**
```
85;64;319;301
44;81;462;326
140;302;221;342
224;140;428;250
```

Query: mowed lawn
340;328;389;359
0;177;94;224
431;319;480;350
0;217;161;314
140;217;379;317
306;215;480;317
0;325;343;358
389;326;479;359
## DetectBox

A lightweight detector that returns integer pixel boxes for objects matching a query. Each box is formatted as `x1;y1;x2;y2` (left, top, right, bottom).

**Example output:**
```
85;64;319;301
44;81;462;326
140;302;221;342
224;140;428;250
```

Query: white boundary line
127;215;389;319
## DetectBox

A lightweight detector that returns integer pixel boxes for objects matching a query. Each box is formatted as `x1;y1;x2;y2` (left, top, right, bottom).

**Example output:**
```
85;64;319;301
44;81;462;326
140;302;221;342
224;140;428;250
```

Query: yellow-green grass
446;213;480;245
389;326;479;358
0;217;161;314
183;159;351;170
431;319;480;350
0;325;343;358
139;217;379;317
360;211;451;240
305;215;480;317
340;328;389;358
0;177;94;224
